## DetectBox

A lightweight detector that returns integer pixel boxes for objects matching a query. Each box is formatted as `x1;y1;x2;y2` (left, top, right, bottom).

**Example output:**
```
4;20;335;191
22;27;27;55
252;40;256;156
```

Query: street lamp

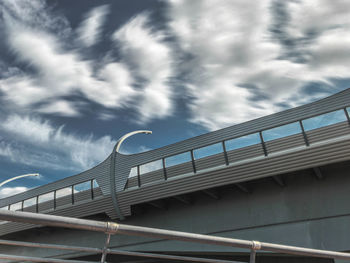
110;130;152;220
0;173;39;188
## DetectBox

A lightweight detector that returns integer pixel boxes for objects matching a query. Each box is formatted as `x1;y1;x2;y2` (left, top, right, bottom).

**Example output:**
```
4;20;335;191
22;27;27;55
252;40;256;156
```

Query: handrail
1;210;350;262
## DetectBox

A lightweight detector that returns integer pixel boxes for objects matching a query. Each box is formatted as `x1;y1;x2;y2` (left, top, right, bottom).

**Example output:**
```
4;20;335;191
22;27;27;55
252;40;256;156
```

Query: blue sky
0;0;350;197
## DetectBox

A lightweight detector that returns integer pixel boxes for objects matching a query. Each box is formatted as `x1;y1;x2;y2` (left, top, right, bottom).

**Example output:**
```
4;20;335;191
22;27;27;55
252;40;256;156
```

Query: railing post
222;141;229;165
344;108;350;125
100;233;111;263
36;196;39;213
71;185;75;205
259;131;268;156
190;150;197;173
299;120;309;146
21;201;24;212
162;158;168;180
53;190;56;210
91;179;94;200
137;165;141;187
249;250;256;263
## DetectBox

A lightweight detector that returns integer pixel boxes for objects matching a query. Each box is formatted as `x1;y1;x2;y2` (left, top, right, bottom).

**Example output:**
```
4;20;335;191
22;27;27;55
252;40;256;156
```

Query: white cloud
113;13;175;122
0;115;116;171
37;100;80;117
76;5;109;47
1;0;350;132
0;26;137;116
166;0;350;130
0;187;29;199
0;1;167;124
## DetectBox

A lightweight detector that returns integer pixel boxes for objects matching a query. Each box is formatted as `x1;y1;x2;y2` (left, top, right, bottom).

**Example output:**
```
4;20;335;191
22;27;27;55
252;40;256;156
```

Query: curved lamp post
0;173;39;188
110;130;152;220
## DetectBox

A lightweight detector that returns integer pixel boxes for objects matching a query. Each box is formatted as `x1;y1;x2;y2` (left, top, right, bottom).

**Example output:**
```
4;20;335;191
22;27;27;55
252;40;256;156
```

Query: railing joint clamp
106;222;119;234
251;240;261;250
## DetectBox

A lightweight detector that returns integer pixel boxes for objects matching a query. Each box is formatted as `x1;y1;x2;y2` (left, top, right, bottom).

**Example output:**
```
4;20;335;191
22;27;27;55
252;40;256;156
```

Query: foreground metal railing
0;210;349;263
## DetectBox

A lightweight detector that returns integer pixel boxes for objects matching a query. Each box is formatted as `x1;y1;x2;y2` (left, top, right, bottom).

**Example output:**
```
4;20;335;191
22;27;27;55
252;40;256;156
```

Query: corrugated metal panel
195;153;226;171
127;177;138;188
166;162;194;178
265;134;306;153
118;135;350;216
140;170;165;186
93;188;103;198
38;200;54;213
307;121;350;144
74;190;92;204
23;206;36;213
227;144;264;163
56;195;72;208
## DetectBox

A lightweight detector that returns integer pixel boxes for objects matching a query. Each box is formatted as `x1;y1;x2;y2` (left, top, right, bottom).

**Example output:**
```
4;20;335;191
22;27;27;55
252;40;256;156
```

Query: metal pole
0;173;39;188
110;130;152;220
249;250;256;263
1;210;350;261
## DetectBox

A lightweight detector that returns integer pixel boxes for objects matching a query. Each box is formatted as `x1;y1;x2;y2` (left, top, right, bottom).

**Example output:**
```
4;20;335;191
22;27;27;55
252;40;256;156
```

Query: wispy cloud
0;187;29;199
76;5;109;47
166;0;350;130
0;115;116;171
113;12;175;122
0;1;173;124
1;0;350;133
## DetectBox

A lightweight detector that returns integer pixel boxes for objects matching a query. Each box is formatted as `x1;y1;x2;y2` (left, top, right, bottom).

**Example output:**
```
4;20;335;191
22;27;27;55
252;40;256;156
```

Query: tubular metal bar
259;131;268;156
2;210;350;261
0;254;95;263
299;120;310;146
100;234;111;263
0;239;243;263
345;108;350;125
249;250;256;263
222;141;229;166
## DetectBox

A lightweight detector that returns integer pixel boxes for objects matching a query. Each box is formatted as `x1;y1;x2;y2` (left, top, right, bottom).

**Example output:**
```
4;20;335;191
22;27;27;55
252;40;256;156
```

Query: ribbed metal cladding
118;135;350;216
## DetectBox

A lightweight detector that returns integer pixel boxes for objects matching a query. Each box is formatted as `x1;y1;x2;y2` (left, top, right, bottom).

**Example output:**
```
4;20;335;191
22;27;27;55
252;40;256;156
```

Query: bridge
0;89;350;262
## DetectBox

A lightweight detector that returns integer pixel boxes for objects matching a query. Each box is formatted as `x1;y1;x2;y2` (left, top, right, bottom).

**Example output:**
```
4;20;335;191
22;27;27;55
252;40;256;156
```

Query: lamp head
25;173;39;177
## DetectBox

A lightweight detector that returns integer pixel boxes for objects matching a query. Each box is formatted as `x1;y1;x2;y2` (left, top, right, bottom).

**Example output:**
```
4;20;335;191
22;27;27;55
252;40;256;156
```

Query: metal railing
0;210;350;263
126;106;350;189
2;179;100;214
